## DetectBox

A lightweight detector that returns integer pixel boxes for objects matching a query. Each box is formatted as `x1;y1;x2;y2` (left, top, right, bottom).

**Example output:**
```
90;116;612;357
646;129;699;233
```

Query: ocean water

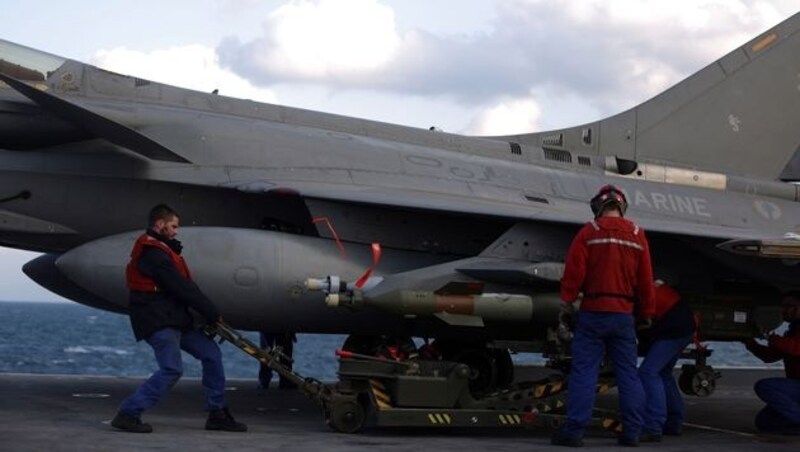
0;301;345;381
0;301;782;382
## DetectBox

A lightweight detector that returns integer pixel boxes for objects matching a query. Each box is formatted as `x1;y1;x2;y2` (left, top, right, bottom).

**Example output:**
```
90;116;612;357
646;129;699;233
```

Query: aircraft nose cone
54;233;134;310
23;253;126;313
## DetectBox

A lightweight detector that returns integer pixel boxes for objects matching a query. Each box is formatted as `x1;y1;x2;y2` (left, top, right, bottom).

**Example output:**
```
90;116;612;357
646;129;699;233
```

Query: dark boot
617;436;640;447
205;407;248;432
639;432;663;443
111;412;153;433
550;432;584;447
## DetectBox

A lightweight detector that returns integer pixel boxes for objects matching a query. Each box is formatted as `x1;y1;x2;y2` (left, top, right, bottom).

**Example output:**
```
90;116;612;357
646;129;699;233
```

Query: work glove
756;326;774;340
556;321;573;342
558;300;576;326
555;301;575;343
205;314;225;331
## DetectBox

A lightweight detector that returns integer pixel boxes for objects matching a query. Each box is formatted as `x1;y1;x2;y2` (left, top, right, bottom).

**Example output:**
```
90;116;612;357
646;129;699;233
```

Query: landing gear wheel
679;365;717;397
327;400;366;433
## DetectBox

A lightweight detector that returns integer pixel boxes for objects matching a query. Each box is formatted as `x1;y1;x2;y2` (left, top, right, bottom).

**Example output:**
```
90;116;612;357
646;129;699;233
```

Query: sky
0;0;797;302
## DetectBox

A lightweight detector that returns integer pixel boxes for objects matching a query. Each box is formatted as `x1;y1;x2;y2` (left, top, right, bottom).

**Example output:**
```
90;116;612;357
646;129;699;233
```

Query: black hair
147;204;179;227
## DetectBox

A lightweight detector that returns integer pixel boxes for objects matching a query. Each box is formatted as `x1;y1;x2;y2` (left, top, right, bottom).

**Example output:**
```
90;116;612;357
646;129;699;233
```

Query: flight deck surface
1;368;797;451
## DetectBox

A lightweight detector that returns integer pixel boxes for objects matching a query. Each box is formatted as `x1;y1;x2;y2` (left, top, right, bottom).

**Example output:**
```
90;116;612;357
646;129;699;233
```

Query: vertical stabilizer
504;13;800;181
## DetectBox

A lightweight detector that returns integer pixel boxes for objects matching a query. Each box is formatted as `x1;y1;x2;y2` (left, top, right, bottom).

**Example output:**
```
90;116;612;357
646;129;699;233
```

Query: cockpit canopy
0;39;67;82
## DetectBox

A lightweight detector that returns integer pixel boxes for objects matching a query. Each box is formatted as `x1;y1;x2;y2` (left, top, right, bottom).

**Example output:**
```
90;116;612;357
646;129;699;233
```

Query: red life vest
126;233;191;292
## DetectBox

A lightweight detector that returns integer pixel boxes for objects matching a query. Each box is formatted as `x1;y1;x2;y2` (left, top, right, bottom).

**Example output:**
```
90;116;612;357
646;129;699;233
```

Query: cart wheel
679;366;716;397
544;416;564;430
494;348;514;388
327;400;366;433
453;348;498;396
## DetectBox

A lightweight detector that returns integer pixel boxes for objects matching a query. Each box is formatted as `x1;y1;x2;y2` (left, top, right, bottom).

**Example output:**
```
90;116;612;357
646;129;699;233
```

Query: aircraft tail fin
504;12;800;182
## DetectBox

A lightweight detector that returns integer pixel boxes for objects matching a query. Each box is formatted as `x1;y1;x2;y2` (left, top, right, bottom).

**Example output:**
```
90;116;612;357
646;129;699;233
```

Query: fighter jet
2;13;800;394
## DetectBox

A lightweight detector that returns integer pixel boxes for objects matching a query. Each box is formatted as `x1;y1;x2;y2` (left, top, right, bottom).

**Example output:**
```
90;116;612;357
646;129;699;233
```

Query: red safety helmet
590;184;628;217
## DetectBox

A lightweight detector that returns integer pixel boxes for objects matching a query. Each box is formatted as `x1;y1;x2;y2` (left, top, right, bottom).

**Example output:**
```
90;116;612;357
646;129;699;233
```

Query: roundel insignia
754;200;782;221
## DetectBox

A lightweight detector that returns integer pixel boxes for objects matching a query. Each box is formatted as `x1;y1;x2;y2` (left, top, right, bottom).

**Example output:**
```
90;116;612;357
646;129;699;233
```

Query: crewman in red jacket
744;292;800;434
552;184;655;447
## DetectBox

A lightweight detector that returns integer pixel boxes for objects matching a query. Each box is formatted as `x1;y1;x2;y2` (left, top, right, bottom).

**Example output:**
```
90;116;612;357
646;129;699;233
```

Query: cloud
217;0;795;117
91;44;277;103
467;95;543;135
218;0;400;82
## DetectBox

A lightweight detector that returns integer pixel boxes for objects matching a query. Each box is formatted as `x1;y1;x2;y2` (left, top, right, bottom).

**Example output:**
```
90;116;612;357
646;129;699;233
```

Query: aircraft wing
0;73;190;163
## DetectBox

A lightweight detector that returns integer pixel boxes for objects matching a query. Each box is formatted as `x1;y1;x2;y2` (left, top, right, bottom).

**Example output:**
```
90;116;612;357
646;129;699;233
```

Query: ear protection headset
590;184;628;217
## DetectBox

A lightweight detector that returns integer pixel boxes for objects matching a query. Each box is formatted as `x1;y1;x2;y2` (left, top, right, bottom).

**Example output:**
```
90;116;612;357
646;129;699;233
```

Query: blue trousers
562;312;644;441
754;377;800;432
120;328;226;416
638;335;692;434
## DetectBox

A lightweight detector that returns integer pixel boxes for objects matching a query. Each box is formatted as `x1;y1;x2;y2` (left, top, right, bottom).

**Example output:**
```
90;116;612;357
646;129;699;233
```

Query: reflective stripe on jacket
561;216;655;317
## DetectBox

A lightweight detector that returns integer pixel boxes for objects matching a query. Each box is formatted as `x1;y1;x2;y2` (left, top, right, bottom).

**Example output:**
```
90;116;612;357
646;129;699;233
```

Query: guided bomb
307;277;562;327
